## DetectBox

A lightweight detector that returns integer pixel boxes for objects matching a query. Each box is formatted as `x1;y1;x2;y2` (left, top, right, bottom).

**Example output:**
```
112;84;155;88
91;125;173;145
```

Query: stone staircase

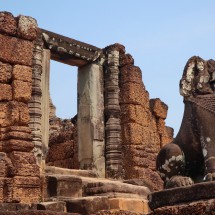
38;166;150;214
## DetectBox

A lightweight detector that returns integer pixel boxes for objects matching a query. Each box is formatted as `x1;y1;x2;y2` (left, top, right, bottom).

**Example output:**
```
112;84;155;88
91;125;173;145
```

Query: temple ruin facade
0;11;214;215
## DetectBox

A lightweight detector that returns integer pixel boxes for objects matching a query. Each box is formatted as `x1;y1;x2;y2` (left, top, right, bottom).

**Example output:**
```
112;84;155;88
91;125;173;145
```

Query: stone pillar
41;49;50;159
78;63;105;177
29;33;43;167
104;48;123;179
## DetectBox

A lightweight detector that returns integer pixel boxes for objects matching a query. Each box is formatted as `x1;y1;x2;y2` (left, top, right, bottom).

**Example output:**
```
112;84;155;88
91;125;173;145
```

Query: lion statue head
180;56;215;99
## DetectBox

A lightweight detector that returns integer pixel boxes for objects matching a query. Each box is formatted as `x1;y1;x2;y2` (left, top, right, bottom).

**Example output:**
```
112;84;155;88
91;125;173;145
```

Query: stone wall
46;117;78;169
104;44;173;191
0;12;40;203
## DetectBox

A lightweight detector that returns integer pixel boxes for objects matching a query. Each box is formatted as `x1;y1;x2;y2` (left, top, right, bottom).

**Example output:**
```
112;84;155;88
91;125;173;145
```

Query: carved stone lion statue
156;56;215;188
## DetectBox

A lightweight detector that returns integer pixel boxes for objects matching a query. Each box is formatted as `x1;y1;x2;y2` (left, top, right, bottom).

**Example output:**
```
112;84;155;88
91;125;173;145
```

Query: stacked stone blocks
0;12;40;203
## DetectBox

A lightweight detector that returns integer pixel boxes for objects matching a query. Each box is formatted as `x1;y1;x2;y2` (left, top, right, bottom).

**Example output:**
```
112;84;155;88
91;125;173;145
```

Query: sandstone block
10;176;40;204
0;83;12;101
46;141;74;162
120;104;150;126
17;15;38;41
120;53;134;67
12;65;32;82
121;123;143;145
109;198;149;214
3;139;34;152
120;65;142;84
12;80;32;102
160;126;174;147
0;177;4;202
120;82;149;105
9;101;30;125
37;201;66;212
0;152;12;177
0;103;11;127
0;12;17;36
46;175;82;199
0;34;33;66
149;181;215;210
66;196;109;214
8;151;39;177
0;61;12;83
150;98;168;119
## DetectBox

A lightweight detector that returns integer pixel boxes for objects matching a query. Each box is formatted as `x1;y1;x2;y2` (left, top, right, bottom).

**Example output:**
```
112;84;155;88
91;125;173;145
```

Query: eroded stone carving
157;56;215;188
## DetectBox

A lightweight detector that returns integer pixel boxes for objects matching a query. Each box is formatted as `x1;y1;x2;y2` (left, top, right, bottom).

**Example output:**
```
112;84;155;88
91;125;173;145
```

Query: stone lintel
148;181;215;210
41;28;102;67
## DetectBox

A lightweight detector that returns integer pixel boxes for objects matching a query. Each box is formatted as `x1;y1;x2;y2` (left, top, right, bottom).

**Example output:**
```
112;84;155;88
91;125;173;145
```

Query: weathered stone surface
0;83;12;101
0;210;76;215
8;151;39;177
120;82;148;105
149;199;215;215
150;98;168;119
156;57;215;189
3;139;34;152
120;53;134;67
47;118;78;169
109;198;149;214
120;65;142;84
17;15;38;41
12;80;32;102
85;181;150;199
66;196;109;215
12;65;32;82
10;101;30;125
0;152;13;177
0;103;11;127
46;175;82;199
0;34;34;66
37;201;66;212
119;50;171;191
10;176;40;204
0;12;17;36
149;181;215;210
0;61;12;83
96;210;142;215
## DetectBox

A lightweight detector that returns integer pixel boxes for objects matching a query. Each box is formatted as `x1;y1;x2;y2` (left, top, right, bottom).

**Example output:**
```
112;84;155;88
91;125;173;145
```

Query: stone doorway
31;29;106;177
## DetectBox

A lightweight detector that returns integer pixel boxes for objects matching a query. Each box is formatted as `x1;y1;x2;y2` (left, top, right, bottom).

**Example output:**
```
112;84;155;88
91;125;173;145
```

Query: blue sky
1;1;215;135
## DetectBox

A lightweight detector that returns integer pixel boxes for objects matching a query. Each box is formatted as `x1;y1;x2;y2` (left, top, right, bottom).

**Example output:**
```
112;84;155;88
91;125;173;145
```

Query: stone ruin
0;11;214;215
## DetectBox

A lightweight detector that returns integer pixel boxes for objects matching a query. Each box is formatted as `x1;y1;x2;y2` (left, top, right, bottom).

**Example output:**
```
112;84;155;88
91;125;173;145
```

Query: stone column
29;33;43;167
78;62;105;177
104;49;123;179
41;49;50;159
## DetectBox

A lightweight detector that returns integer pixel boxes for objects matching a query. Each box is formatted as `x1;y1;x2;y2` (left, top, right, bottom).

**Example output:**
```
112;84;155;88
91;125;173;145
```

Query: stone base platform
148;181;215;215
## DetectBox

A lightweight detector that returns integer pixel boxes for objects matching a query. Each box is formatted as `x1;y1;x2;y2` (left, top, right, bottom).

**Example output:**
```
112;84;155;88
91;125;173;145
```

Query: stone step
36;201;66;212
109;198;149;214
65;196;109;215
45;175;83;199
45;166;97;178
44;173;151;201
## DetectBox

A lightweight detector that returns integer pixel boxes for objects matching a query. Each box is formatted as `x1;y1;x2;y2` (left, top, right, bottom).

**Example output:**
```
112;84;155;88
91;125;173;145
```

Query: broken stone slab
36;201;66;212
66;196;109;215
148;181;215;210
149;199;215;215
45;166;97;178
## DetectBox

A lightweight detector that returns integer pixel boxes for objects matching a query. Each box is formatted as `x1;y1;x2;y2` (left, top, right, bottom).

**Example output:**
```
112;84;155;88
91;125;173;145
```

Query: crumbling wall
106;44;173;191
0;12;40;203
46;117;78;169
